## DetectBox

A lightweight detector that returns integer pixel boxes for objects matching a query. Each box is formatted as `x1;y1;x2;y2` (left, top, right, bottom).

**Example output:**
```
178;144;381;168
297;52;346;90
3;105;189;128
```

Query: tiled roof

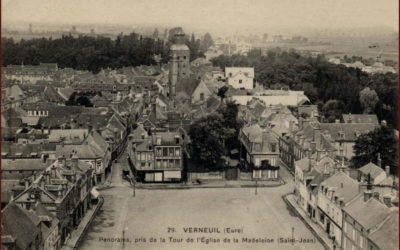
344;194;392;230
1;180;20;203
225;67;255;78
48;129;88;143
152;132;182;146
319;123;377;141
1;142;56;157
1;202;40;250
1;158;50;171
57;87;75;100
368;212;399;250
321;171;359;203
56;144;103;159
176;77;201;97
359;162;384;179
342;114;379;124
242;124;263;143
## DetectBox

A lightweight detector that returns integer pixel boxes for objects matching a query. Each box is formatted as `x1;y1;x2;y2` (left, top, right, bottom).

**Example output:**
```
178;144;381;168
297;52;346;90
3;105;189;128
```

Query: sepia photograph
1;0;399;249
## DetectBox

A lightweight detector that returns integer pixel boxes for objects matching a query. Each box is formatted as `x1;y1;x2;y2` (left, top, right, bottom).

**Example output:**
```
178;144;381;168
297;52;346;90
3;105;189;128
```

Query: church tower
169;31;190;99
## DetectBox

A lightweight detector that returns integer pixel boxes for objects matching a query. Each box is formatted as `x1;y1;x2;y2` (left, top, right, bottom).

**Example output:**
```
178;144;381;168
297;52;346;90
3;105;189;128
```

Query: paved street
78;163;323;250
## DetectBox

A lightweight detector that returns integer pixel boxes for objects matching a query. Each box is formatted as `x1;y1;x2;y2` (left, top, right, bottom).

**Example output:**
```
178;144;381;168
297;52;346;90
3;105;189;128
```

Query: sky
2;0;399;35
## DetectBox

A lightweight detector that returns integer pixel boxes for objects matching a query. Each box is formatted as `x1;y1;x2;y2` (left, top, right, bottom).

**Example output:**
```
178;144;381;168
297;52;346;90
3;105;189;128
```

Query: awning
91;187;99;199
163;171;181;179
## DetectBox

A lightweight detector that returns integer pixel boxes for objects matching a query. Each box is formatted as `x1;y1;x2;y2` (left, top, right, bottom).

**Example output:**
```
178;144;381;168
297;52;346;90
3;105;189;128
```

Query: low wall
187;171;225;181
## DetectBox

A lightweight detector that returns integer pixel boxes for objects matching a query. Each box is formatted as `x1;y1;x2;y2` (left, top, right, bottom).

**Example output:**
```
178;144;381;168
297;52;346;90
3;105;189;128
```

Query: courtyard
78;165;323;250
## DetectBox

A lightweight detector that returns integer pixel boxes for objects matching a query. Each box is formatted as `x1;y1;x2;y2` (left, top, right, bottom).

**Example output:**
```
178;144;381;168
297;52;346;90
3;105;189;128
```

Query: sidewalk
135;178;285;190
61;197;104;250
283;193;334;250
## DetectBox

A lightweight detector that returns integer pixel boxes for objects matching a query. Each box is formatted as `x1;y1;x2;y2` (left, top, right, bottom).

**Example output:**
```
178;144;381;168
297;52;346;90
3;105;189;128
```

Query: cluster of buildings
1;57;153;249
294;152;398;249
2;156;94;249
328;57;397;74
2;29;398;250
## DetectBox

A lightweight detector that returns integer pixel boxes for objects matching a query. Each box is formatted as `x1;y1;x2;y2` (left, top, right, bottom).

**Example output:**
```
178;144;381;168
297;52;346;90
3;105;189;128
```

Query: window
163;148;168;156
229;73;232;77
175;148;180;157
200;93;204;101
183;56;186;59
239;79;243;84
320;213;325;223
271;143;276;152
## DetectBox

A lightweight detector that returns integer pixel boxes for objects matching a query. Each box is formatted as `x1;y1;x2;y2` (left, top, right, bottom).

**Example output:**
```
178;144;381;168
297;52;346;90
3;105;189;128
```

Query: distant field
264;41;398;63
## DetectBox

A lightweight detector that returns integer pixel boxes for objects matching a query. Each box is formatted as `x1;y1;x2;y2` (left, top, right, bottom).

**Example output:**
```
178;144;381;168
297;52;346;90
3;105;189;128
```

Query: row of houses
2;156;96;250
294;153;398;250
279;114;380;172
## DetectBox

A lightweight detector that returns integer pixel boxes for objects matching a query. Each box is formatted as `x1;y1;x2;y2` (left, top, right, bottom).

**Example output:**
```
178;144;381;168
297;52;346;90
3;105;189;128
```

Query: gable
192;81;211;97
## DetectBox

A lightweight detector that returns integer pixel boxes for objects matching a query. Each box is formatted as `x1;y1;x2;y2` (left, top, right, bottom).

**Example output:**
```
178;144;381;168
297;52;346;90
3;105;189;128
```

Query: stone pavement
283;193;336;250
61;197;104;250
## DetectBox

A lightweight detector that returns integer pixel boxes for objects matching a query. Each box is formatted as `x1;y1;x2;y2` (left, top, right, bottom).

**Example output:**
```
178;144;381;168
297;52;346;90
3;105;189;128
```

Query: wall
227;74;253;90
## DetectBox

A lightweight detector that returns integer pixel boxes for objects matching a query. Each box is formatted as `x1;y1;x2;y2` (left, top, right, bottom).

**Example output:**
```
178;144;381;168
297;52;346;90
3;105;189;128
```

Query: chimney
364;190;372;202
51;166;57;178
381;120;387;127
383;195;392;207
377;153;382;168
385;165;390;176
45;171;50;184
40;178;45;189
24;179;30;190
308;153;312;172
335;119;340;124
71;154;79;169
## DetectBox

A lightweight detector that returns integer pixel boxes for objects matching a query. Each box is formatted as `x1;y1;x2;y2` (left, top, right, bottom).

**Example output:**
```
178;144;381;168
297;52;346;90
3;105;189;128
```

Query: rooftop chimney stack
377;153;382;168
385;165;390;177
364;190;372;202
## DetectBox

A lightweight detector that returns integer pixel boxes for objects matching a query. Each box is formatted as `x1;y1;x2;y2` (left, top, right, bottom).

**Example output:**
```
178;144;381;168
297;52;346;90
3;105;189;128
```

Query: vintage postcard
1;0;398;249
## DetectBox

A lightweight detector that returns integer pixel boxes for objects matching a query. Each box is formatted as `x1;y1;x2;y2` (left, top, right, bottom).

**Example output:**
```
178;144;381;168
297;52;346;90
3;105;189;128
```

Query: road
78;161;323;250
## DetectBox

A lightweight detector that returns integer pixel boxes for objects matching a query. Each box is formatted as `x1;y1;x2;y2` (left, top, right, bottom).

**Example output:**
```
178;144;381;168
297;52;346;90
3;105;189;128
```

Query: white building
225;67;254;90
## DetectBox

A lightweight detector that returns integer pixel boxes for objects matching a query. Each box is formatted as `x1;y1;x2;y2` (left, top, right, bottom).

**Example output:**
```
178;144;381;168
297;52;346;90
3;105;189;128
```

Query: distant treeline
211;48;399;128
1;29;209;73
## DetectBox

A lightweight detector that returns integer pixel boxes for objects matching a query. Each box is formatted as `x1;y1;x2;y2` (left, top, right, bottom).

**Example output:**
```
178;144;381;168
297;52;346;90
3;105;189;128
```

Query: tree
188;114;226;170
152;28;159;39
200;32;214;52
321;99;344;122
218;101;242;151
351;125;398;175
189;102;242;170
217;85;229;103
76;96;93;107
168;27;184;43
359;87;379;114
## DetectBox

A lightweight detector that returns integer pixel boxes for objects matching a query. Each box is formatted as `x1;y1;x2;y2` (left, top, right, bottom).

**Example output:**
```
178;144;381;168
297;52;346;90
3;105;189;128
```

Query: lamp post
133;178;136;197
291;227;294;245
255;179;258;195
